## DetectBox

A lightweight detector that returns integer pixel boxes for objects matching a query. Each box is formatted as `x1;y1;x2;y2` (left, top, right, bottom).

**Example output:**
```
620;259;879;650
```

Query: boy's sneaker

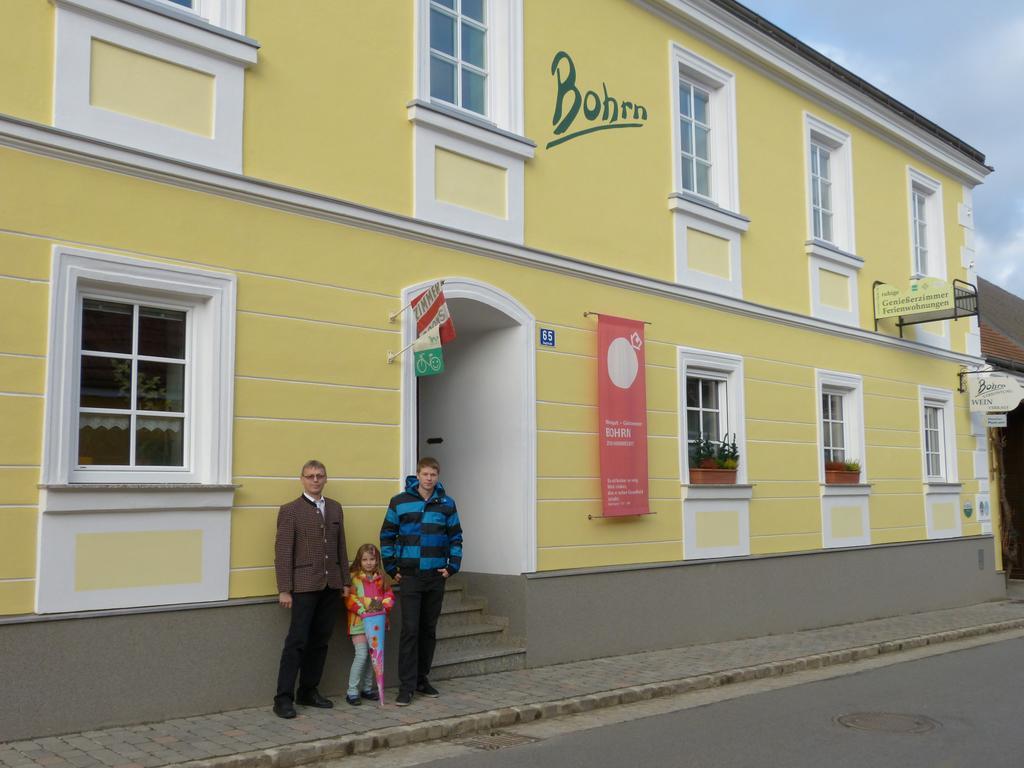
416;682;440;697
360;688;379;701
395;690;413;706
345;694;361;706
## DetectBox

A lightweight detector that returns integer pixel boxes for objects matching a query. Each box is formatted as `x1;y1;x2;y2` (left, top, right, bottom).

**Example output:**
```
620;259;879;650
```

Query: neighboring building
0;0;1000;738
977;277;1024;576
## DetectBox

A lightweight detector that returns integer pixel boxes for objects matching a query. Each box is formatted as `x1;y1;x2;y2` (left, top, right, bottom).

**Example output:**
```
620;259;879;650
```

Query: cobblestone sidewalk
4;600;1024;768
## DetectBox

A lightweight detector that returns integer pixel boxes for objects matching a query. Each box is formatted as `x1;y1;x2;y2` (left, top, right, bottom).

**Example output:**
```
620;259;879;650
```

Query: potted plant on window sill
825;459;861;484
689;434;740;484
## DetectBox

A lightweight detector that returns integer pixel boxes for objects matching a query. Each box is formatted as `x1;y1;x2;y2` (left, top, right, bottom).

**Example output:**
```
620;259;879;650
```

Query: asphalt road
369;635;1024;768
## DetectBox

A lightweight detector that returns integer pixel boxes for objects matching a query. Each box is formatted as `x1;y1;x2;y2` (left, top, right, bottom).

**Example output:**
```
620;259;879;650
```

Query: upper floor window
429;0;488;116
907;168;946;279
805;114;855;254
78;299;188;470
679;80;712;198
810;141;833;242
671;45;738;211
152;0;246;32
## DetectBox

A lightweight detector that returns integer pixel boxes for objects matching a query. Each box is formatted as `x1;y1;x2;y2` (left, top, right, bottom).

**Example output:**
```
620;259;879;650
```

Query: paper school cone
363;613;387;707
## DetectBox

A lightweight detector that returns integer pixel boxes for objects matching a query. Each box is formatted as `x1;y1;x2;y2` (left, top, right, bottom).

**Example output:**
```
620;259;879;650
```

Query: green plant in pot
689;433;740;484
825;458;861;484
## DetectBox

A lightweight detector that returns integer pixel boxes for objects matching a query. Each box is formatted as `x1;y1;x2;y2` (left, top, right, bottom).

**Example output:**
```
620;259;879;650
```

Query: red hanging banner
596;314;650;517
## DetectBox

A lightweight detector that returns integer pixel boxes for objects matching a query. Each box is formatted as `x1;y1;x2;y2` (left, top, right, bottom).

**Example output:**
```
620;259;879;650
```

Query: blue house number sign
540;328;556;347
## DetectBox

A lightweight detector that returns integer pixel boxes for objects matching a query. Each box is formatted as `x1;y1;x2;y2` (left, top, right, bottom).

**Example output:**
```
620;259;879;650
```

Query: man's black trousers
397;571;446;693
275;586;341;703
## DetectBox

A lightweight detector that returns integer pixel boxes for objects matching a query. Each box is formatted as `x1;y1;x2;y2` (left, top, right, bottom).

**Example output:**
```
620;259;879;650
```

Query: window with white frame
147;0;246;33
429;0;488;117
805;114;855;254
919;387;957;483
816;370;865;481
671;46;738;211
416;0;523;132
907;168;946;279
679;348;746;482
43;248;235;486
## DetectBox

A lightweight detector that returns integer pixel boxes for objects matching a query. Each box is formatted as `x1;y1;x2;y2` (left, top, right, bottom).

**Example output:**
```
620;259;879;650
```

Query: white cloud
976;226;1024;299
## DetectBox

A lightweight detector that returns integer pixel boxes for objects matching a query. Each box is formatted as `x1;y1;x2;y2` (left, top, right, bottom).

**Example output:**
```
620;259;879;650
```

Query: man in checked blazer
273;459;351;719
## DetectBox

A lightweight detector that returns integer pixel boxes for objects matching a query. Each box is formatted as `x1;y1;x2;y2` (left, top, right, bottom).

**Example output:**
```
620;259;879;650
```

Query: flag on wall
596;314;650;517
413;328;444;377
412;282;456;344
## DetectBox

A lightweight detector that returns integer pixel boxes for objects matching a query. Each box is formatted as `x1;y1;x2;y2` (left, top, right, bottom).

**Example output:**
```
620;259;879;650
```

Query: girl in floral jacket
344;543;395;705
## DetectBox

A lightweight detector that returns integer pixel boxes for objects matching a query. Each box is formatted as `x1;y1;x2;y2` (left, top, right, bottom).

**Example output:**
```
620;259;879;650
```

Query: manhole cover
836;712;940;734
454;731;540;751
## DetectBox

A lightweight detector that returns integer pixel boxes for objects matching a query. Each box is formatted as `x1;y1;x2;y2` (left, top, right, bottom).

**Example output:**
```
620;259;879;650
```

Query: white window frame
670;44;739;212
415;0;523;134
907;167;947;280
815;370;866;484
151;0;247;34
804;114;855;254
678;348;746;485
42;247;236;486
685;372;728;447
919;386;957;484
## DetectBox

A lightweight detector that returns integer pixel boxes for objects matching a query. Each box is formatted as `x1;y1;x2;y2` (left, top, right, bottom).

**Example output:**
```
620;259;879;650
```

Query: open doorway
401;279;536;575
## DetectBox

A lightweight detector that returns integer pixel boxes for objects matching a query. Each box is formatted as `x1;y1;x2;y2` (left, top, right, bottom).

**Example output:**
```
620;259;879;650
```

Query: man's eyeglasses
303;473;327;481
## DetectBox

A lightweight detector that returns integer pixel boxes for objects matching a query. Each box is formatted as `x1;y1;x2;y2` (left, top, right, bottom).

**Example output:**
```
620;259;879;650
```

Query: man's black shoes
416;681;440;697
273;699;297;719
296;690;334;708
395;690;413;706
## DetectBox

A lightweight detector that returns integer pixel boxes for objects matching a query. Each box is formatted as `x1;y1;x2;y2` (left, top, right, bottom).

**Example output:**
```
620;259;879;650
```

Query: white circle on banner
607;337;639;389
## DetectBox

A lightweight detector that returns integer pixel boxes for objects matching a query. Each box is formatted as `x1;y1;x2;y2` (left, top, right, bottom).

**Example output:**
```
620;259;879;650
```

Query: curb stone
165;617;1024;768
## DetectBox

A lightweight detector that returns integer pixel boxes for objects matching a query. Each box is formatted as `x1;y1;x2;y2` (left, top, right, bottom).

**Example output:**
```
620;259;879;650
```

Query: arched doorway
400;278;536;575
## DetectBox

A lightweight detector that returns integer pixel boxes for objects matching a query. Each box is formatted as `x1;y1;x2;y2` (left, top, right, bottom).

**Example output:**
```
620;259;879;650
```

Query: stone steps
429;580;525;680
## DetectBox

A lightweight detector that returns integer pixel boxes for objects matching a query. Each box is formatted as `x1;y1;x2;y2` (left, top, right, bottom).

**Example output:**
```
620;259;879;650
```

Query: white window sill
821;483;871;497
407;100;535;159
39;484;239;513
924;481;962;494
805;239;863;271
669;192;750;234
681;483;754;501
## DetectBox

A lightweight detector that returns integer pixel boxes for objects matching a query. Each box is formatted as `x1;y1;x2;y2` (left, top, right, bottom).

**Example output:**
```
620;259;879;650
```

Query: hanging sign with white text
874;278;955;319
970;372;1024;413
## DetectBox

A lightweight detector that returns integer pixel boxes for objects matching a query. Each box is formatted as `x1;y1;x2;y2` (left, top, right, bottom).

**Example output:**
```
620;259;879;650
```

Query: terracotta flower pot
825;469;860;484
689;468;738;485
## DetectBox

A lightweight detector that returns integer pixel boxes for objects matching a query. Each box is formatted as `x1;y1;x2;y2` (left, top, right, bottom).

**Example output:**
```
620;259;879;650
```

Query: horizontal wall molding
0;114;984;368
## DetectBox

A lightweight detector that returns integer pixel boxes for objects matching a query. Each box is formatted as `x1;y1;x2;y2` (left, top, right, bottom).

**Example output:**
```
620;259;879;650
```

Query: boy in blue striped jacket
380;456;463;706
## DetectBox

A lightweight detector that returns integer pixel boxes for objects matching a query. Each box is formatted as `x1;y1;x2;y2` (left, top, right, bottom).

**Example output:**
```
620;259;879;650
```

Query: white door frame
399;277;538;574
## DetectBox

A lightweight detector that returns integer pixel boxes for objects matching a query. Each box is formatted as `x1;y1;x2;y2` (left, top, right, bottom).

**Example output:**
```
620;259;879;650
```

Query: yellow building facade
0;0;1002;736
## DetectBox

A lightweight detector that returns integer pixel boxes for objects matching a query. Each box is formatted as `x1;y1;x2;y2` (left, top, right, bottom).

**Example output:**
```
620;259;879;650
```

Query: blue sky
739;0;1023;296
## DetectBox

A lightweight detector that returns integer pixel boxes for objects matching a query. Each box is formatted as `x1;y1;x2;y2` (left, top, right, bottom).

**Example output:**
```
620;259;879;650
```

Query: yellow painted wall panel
649;436;681;480
0;508;37;578
0;468;41;506
233;478;398;509
871;495;925;529
538;498;680;546
0;279;49;357
0;580;35;616
863;377;917;400
535;327;594;357
0;356;45;396
818;269;850;310
865;427;921;449
75;530;203;591
745;358;813;388
746;441;818;483
872;526;927;545
648;410;678;438
435;148;507;218
537;402;597;433
234;378;398;425
695;510;740;549
234;419;399;479
0;232;52;280
686;229;731;279
538;477;600;500
235;313;400;390
646;366;679;412
236;274;396;332
749;498;820;537
750;533;822;556
230;508;276;569
243;2;413;213
0;396;42;466
932;503;958;532
537;541;681;571
830;506;863;539
0;0;52;123
746;419;816;444
536;352;596;406
90;40;213;136
229;568;277;598
746;380;814;423
537;431;598;477
865;446;922;481
751;481;820;500
864;395;921;431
